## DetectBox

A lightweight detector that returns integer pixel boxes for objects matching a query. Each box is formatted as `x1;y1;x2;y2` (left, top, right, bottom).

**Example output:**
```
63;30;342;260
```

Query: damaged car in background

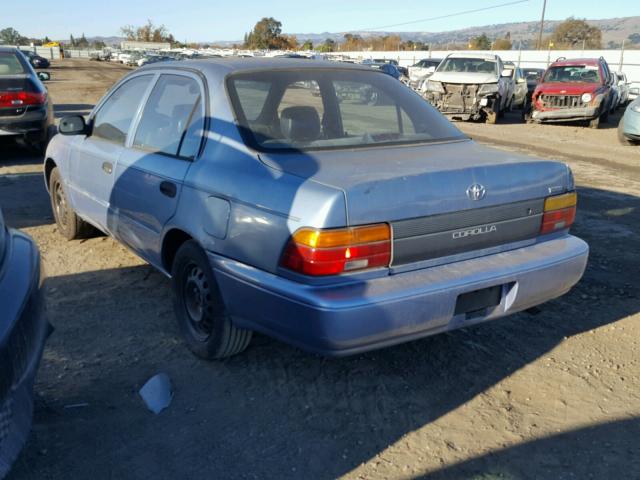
0;207;51;478
529;57;615;129
422;53;512;123
46;58;588;359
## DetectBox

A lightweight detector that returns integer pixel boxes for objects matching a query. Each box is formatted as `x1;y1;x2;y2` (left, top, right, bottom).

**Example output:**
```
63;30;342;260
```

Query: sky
3;0;637;42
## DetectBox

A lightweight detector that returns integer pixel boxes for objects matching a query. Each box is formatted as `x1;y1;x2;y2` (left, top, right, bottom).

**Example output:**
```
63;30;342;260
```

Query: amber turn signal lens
292;224;391;249
544;191;577;212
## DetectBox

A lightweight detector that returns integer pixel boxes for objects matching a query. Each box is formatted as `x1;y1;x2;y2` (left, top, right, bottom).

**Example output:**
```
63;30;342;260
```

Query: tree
69;34;76;47
492;37;512;50
550;18;602;49
318;39;336;52
628;33;640;45
469;33;491;50
243;17;289;50
300;40;314;50
0;27;27;45
120;20;172;44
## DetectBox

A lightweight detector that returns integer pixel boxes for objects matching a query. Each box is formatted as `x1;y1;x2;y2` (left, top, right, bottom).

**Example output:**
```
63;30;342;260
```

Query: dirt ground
2;59;639;479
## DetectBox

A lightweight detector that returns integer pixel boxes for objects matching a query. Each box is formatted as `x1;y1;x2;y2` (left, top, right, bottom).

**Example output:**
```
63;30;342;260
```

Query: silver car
45;58;588;358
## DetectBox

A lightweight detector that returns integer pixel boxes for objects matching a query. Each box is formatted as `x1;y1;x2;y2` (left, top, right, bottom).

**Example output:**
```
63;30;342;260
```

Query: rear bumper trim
209;235;589;356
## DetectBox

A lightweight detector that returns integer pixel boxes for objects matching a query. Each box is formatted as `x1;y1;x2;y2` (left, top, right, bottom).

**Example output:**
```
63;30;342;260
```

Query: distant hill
288;16;640;49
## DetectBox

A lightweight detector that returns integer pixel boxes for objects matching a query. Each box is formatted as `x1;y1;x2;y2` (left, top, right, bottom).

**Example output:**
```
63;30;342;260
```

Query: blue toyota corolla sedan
44;58;588;359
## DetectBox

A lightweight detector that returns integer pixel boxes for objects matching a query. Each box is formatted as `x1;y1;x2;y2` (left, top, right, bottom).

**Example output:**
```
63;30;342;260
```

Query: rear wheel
171;240;252;359
49;167;93;240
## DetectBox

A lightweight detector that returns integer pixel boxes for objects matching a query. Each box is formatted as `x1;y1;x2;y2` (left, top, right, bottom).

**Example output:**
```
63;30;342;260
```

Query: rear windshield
0;52;26;75
543;65;601;83
437;58;497;74
226;68;465;152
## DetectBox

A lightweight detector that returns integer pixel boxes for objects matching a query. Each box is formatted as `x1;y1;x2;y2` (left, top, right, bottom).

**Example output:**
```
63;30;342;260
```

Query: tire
618;120;636;145
600;109;609;124
49;167;93;240
171;240;252;359
589;116;600;129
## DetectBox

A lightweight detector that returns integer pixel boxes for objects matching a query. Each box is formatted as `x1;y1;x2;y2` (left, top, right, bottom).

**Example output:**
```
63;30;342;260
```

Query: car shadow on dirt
425;417;640;478
6;181;639;479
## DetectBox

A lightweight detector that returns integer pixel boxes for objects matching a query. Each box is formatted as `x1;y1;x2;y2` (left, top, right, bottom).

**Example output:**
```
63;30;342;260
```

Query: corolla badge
466;183;486;201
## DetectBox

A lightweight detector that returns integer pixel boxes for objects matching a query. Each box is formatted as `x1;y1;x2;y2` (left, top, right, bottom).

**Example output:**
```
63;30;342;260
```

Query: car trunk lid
260;139;571;266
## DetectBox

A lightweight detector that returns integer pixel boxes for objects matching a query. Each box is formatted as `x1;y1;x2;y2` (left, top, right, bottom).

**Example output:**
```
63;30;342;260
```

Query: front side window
133;74;204;158
543;65;602;84
227;69;464;152
92;75;152;144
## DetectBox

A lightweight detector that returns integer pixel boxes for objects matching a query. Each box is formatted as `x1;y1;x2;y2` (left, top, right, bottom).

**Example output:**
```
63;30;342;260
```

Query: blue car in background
618;96;640;145
0;207;50;477
45;58;588;359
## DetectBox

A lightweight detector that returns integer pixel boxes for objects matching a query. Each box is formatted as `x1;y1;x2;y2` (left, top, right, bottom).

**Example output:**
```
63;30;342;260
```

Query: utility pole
537;0;547;50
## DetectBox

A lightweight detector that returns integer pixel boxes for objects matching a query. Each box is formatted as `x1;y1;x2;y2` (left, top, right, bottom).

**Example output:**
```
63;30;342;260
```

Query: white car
408;58;442;88
422;53;512;123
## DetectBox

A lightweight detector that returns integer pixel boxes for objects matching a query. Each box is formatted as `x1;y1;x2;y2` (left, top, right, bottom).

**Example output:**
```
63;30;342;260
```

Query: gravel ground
2;59;639;480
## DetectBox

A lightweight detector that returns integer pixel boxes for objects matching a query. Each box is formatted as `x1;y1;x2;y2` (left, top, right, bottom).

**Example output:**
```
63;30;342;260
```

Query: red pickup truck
529;57;615;129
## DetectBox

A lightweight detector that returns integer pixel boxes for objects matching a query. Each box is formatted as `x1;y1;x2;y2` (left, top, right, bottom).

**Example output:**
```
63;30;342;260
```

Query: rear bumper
531;106;599;123
0;229;51;477
211;235;589;356
0;106;49;136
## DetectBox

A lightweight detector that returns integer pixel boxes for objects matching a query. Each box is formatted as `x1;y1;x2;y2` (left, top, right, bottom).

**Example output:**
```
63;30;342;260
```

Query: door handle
159;181;177;198
102;162;113;174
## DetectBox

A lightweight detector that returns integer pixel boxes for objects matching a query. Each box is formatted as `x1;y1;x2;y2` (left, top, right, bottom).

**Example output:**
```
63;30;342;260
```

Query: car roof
0;47;21;53
446;52;500;61
550;58;602;67
140;57;370;75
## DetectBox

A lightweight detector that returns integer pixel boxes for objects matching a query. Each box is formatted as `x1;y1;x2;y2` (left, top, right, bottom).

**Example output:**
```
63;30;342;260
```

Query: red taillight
280;224;391;276
540;192;577;234
0;91;46;108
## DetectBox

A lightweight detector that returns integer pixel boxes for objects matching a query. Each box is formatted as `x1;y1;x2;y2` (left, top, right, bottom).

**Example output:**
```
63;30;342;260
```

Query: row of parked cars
406;53;639;143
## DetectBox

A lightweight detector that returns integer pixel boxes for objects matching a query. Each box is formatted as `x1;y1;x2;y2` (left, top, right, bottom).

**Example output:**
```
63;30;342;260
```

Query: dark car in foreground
0;207;50;477
46;58;588;359
0;47;53;152
21;50;50;69
530;57;614;128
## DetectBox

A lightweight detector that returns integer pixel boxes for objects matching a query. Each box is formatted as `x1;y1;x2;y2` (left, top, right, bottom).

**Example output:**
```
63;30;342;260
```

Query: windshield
0;52;26;75
438;58;497;74
227;68;465;152
543;65;601;84
523;69;543;80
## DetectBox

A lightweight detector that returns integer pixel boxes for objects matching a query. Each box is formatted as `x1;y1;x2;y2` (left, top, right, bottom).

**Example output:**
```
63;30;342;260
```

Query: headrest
280;106;320;143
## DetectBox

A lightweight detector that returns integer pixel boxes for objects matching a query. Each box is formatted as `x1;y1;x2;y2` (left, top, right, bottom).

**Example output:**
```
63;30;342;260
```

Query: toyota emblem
466;183;486;201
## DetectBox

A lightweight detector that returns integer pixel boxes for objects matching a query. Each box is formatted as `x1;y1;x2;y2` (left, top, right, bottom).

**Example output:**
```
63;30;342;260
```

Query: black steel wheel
172;240;252;359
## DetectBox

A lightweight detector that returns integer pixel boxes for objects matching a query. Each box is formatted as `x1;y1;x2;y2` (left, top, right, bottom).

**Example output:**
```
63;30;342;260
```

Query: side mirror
59;115;88;135
37;72;51;81
517;77;527;84
426;66;436;73
502;69;513;78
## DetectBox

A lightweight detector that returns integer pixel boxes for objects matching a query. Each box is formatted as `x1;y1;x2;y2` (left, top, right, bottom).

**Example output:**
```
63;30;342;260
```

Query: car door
109;71;206;267
67;74;154;231
514;68;528;107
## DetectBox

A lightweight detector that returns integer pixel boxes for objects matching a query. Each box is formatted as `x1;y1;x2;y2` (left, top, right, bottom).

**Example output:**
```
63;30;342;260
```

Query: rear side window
133;74;204;158
93;75;152;144
0;52;26;75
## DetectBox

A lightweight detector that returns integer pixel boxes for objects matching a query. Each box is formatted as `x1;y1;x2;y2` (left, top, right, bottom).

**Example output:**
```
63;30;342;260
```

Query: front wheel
618;120;636;145
171;240;252;359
